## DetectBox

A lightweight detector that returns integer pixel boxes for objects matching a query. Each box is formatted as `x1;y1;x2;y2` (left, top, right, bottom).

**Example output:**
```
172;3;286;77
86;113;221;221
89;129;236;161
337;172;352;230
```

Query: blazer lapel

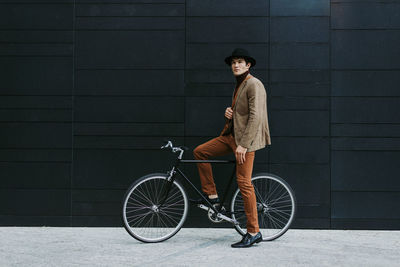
232;74;252;109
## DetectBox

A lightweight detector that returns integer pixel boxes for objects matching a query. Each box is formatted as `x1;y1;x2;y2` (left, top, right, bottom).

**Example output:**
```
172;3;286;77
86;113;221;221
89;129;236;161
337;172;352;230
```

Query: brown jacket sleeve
238;81;264;148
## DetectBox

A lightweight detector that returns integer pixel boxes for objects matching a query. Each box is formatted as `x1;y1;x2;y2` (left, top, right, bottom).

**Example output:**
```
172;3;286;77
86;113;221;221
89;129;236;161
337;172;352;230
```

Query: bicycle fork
157;167;176;209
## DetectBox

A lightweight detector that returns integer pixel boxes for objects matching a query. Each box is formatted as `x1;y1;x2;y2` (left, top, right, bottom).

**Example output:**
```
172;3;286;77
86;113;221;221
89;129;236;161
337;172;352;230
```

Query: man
192;48;271;248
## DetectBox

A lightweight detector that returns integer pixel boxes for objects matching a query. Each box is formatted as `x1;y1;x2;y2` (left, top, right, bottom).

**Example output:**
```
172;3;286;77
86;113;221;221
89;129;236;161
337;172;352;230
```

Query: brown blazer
220;75;271;152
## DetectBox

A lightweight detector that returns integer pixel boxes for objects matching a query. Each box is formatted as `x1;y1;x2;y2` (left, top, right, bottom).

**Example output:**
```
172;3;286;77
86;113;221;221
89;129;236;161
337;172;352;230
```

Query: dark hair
231;57;252;67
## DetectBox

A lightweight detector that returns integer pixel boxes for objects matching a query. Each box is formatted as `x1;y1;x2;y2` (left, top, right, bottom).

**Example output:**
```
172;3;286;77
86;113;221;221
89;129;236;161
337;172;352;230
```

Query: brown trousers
193;134;259;233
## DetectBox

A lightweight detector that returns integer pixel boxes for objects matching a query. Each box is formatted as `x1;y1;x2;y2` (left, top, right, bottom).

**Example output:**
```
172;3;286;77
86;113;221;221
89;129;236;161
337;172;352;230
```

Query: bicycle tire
121;173;189;243
231;173;296;241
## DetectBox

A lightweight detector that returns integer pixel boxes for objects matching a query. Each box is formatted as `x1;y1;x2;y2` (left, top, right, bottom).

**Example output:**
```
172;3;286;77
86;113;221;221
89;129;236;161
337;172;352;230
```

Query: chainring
207;205;225;223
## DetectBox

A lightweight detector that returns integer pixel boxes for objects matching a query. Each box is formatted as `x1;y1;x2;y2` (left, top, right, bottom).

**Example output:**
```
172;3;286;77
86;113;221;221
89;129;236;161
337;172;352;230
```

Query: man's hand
236;145;247;164
225;107;233;119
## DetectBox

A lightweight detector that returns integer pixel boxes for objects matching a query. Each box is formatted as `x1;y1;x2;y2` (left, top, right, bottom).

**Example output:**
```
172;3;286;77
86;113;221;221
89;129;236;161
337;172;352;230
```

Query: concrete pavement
0;227;399;266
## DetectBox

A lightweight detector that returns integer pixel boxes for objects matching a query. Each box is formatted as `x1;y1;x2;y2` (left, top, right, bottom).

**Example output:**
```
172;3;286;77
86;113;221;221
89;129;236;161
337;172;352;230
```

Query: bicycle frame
123;142;297;243
160;156;237;216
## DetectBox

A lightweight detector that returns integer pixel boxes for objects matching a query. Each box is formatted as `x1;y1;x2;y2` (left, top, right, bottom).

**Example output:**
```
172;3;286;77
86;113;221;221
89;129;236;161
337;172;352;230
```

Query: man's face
231;57;251;76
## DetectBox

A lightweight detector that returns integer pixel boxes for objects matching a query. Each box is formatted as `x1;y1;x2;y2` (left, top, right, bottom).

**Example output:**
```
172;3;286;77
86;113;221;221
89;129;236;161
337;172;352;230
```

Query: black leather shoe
231;232;262;248
189;193;219;205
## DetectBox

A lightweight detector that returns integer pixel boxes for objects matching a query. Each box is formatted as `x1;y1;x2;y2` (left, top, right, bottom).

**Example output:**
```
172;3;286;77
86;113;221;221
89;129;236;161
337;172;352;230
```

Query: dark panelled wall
269;0;330;228
330;0;400;229
1;0;399;229
0;1;74;225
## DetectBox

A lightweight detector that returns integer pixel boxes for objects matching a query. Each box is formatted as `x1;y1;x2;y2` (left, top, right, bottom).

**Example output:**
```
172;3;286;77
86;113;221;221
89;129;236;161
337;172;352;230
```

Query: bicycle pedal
216;205;226;213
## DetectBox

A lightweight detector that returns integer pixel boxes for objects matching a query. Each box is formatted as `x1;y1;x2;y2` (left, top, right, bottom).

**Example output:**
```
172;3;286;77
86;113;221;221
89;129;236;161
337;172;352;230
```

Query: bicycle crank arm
198;204;239;225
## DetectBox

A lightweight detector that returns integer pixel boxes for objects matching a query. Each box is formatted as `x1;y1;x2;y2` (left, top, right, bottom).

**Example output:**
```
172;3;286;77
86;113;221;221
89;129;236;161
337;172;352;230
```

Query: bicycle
121;140;297;243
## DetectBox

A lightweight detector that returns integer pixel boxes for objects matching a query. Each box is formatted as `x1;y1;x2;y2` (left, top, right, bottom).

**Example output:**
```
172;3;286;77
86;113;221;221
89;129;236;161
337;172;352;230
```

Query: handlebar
160;140;188;159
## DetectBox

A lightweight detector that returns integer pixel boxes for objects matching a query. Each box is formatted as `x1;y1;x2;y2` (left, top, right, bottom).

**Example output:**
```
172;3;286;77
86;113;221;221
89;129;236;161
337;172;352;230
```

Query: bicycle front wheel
122;173;189;243
231;173;296;241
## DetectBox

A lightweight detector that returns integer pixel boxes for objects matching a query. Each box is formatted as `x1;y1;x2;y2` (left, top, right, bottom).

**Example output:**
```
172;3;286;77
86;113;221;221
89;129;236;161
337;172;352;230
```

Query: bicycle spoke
129;191;150;206
122;176;188;243
264;181;281;203
266;210;287;228
253;185;266;204
132;187;154;206
159;210;180;226
268;189;290;206
126;211;151;221
232;175;296;241
163;189;182;204
130;212;152;228
125;206;149;213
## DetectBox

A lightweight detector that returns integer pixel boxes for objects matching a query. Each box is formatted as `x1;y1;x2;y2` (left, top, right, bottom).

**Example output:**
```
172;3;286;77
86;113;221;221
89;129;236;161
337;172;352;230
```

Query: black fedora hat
224;48;256;67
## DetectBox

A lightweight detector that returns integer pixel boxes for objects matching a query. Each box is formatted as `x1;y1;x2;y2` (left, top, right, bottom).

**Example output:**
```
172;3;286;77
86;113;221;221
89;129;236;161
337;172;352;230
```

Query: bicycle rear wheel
231;173;296;241
122;173;188;243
